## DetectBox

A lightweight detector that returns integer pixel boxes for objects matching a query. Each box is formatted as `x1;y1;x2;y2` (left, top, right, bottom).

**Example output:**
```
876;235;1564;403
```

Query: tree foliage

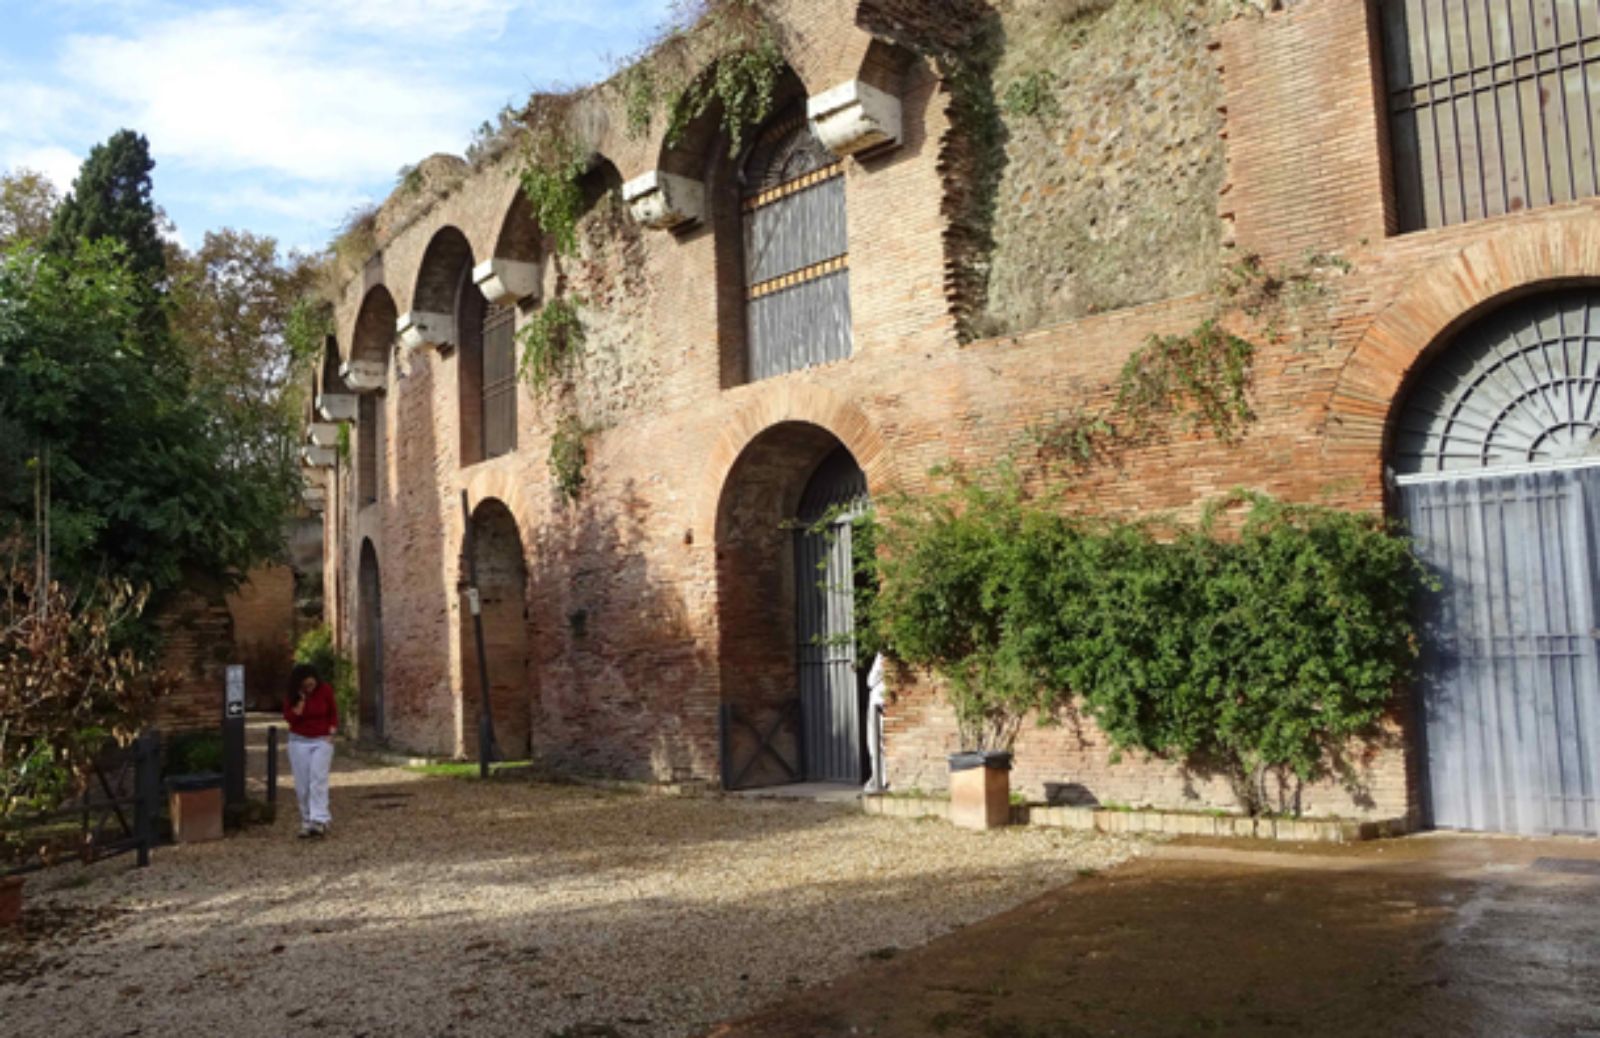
0;168;60;249
868;471;1432;813
1;132;311;608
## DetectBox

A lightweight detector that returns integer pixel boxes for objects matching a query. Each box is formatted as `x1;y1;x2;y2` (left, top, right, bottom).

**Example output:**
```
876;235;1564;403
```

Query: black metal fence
3;731;160;876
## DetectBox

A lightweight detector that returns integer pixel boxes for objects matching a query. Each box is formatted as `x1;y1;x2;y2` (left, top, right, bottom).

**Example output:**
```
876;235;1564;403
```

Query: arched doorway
715;424;870;788
357;539;384;741
461;499;532;759
1392;287;1600;836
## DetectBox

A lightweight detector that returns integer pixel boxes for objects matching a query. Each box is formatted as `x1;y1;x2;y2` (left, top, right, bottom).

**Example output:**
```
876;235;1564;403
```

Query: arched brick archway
460;497;534;760
357;539;385;740
707;391;889;789
1326;221;1600;468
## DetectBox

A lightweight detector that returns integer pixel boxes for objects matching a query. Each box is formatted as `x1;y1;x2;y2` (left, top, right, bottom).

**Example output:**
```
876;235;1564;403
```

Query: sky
0;0;676;254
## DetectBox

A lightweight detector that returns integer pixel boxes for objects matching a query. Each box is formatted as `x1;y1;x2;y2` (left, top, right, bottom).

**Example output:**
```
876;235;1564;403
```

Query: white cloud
58;7;488;185
4;145;83;192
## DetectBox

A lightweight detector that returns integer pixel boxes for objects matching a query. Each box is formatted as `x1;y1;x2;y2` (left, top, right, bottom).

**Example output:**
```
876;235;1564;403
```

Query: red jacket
285;681;339;738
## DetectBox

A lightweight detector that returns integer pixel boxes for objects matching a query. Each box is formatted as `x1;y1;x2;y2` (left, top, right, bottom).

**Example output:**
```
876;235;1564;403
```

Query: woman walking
285;664;338;838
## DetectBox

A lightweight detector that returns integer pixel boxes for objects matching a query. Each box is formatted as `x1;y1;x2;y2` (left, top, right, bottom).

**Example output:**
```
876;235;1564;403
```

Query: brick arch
696;384;890;542
1326;221;1600;465
412;226;476;315
347;285;398;367
459;465;539;552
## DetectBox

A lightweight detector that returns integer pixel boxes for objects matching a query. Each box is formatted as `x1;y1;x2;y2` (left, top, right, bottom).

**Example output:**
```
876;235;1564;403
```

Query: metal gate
1400;468;1600;835
1393;287;1600;835
794;448;868;782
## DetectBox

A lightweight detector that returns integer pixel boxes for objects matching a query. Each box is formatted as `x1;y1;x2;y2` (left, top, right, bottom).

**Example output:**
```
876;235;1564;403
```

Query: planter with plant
163;731;224;843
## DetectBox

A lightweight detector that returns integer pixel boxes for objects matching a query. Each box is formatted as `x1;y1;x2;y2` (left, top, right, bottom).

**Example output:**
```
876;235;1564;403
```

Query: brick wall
310;0;1600;820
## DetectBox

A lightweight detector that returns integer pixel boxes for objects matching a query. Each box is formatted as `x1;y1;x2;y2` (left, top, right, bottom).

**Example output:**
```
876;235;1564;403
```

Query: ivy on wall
547;414;590;503
516;296;585;398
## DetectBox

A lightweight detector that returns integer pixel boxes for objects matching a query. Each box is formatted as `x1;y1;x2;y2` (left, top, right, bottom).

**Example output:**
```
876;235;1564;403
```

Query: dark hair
289;663;319;693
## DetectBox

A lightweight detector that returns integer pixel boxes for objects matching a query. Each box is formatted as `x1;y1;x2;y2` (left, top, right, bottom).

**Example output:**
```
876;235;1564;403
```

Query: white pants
288;735;334;827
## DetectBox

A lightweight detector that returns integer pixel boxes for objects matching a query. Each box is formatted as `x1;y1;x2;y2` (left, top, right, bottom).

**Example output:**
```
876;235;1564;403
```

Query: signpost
223;664;246;812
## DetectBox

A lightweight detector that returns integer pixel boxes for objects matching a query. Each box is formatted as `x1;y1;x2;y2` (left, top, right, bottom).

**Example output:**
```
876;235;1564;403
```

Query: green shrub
868;471;1433;814
292;626;357;738
166;731;223;775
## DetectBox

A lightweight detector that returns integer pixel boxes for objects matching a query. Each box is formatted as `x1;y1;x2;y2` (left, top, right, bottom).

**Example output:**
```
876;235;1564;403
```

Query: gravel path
2;750;1150;1038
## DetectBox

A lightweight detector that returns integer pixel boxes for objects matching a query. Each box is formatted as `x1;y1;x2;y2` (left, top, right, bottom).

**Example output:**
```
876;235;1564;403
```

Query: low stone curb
863;795;1411;843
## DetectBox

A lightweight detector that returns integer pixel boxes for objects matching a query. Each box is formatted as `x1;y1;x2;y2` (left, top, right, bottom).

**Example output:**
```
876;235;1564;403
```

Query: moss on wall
980;0;1239;334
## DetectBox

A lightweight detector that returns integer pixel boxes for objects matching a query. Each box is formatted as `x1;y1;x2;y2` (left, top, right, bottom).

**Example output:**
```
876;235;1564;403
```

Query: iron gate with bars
3;731;161;875
793;448;869;783
1400;468;1600;835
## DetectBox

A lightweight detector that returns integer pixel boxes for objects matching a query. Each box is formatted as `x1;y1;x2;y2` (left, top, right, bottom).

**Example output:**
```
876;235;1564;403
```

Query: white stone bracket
302;445;338;469
474;258;541;307
316;393;357;422
396;310;457;353
623;171;706;232
302;485;327;512
306;422;341;449
340;360;387;393
808;80;903;158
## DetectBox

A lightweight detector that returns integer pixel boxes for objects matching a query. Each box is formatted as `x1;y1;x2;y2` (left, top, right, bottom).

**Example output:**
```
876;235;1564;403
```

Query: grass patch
405;761;531;780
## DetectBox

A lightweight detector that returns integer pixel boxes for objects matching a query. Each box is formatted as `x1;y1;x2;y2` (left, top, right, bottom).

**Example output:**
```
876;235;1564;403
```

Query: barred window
358;393;379;506
742;111;851;382
482;304;517;459
1381;0;1600;232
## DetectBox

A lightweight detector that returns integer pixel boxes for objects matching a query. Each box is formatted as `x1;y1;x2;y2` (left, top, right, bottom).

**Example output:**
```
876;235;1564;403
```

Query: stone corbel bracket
623;171;706;232
302;485;327;512
474;259;541;307
306;422;341;449
340;360;387;393
302;445;338;469
316;392;357;422
808;80;903;158
396;310;457;354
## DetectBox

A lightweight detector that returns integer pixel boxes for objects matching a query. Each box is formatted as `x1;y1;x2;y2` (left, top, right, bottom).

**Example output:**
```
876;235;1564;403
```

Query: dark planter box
949;751;1012;830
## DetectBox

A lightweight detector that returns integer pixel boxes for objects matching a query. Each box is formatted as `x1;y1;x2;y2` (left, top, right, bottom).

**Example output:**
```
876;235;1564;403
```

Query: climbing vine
663;25;784;155
517;296;586;397
547;413;590;503
1029;252;1345;466
515;114;588;257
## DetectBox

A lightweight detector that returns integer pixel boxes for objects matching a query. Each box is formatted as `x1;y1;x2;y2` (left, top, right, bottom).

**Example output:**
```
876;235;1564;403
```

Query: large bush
869;472;1432;814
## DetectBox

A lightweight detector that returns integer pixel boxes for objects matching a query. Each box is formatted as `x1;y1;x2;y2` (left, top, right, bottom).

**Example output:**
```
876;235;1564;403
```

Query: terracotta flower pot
948;751;1013;830
0;874;24;927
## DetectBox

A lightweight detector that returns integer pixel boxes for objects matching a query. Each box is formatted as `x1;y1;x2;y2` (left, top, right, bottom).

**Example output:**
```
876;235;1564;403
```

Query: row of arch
323;35;922;417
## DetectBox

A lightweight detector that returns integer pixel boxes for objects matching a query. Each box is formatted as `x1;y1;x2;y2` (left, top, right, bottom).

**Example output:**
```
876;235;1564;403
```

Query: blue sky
0;0;675;254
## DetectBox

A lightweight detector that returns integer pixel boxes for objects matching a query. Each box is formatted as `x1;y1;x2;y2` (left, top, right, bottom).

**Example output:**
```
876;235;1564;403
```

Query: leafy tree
0;168;60;248
167;228;322;484
45;131;167;292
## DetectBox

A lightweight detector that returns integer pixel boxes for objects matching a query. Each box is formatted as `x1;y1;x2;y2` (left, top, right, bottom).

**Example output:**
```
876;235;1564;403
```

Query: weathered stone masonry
305;0;1600;822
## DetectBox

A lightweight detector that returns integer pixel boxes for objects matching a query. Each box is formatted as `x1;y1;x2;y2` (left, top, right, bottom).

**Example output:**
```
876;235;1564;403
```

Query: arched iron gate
1394;288;1600;835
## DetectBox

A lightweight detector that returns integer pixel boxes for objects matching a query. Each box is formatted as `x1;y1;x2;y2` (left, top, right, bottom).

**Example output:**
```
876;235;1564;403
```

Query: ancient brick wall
310;0;1600;820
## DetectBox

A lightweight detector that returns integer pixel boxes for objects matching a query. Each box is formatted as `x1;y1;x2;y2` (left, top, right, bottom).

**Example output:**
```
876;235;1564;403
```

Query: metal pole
134;730;159;868
460;490;499;777
266;725;278;807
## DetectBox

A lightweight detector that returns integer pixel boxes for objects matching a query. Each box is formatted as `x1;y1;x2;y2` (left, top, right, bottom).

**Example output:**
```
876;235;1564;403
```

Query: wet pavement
706;832;1600;1038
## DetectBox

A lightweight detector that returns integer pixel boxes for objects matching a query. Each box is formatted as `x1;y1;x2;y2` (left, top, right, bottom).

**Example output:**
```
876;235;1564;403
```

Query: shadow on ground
706;841;1600;1038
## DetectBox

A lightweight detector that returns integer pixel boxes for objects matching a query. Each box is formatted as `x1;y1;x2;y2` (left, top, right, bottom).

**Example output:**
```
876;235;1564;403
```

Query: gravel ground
2;750;1150;1038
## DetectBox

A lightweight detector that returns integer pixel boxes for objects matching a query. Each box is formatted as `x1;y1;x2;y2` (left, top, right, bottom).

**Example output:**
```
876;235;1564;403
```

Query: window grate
1381;0;1600;231
482;304;517;460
